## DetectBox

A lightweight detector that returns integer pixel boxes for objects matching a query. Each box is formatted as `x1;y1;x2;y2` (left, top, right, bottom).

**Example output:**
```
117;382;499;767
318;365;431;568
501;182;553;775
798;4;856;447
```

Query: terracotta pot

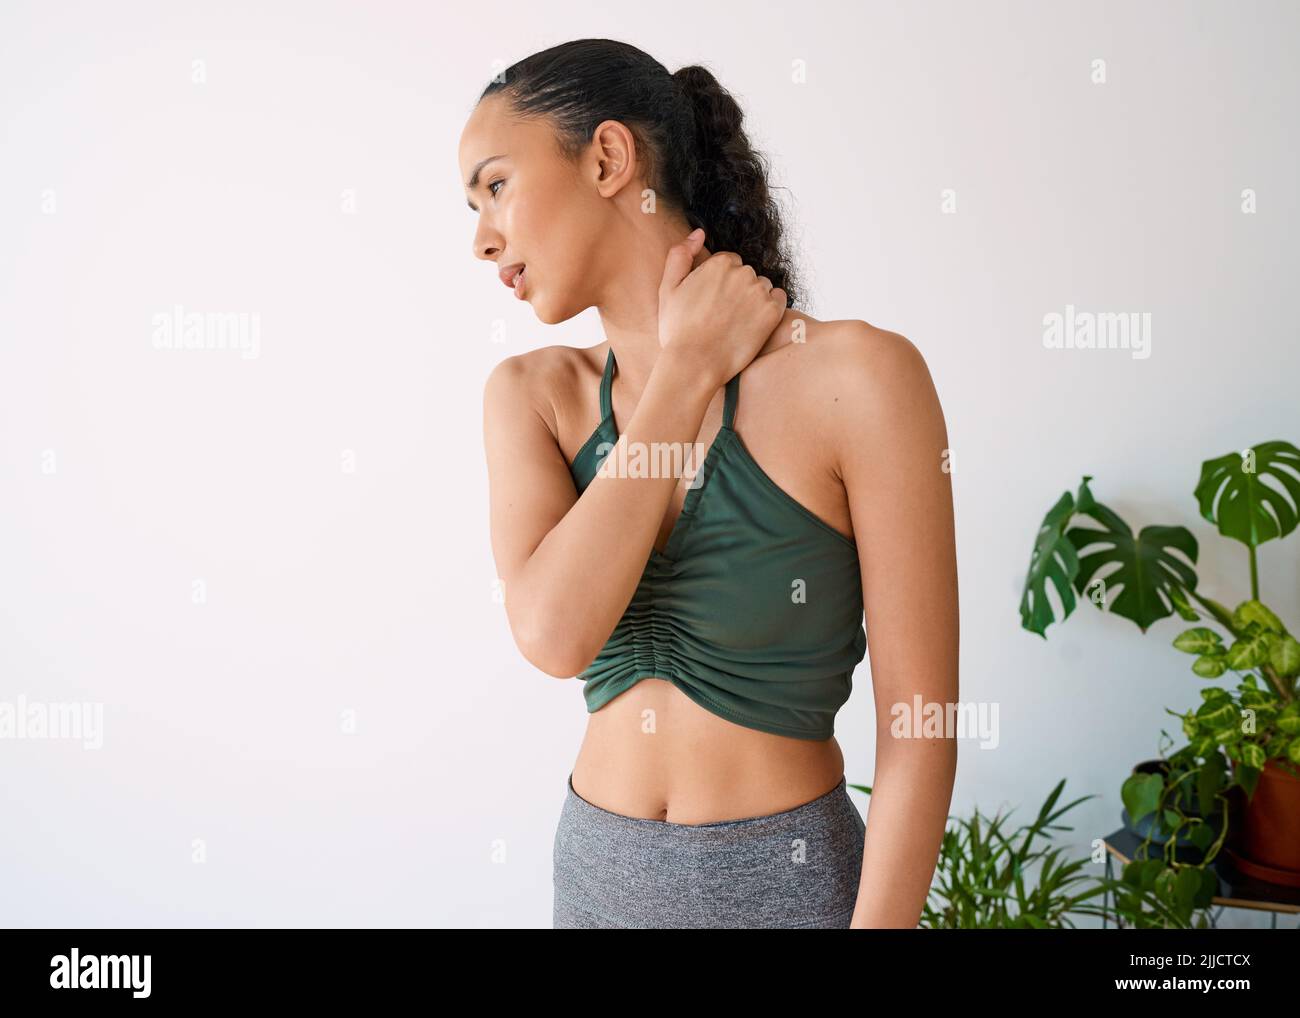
1237;757;1300;876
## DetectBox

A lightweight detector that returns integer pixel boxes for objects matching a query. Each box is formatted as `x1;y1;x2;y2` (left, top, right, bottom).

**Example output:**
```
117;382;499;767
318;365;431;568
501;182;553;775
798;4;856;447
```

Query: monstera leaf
1020;476;1200;636
1195;441;1300;549
1019;479;1087;636
1068;496;1199;633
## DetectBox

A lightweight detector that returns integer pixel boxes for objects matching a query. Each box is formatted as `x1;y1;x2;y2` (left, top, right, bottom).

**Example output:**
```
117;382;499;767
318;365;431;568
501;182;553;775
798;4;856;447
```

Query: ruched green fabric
566;347;868;741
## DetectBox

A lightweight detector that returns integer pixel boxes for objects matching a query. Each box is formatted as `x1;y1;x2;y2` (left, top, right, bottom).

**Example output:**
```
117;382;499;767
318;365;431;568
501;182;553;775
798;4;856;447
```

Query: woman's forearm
509;350;718;676
850;735;957;928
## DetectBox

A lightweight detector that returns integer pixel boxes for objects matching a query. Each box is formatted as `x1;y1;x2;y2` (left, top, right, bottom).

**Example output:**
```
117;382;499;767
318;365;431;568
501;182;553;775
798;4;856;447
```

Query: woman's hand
656;228;787;391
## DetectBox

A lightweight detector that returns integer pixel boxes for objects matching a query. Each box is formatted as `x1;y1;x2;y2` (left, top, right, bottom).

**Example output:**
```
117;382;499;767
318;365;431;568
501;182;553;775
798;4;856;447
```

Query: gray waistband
564;771;852;842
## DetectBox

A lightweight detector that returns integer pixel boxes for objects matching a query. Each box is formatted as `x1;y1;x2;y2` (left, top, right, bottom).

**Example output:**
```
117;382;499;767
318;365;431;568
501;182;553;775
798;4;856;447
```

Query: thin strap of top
722;370;739;429
599;346;616;419
600;346;741;429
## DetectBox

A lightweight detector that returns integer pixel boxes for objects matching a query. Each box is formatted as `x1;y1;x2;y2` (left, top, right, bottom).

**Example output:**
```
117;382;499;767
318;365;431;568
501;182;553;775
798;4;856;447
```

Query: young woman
463;38;959;928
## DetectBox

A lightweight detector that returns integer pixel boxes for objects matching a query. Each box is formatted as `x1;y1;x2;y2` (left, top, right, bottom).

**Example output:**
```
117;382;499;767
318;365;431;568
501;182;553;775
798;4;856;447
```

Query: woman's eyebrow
465;153;508;211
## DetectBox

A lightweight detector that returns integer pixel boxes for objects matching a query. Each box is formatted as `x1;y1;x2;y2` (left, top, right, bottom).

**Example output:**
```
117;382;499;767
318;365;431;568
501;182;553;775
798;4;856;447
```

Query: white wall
1;0;1295;927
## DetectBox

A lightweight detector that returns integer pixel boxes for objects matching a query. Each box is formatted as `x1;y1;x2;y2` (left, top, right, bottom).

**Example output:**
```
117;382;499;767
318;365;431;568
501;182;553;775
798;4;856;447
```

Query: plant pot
1119;807;1222;857
1120;759;1223;858
1229;757;1300;886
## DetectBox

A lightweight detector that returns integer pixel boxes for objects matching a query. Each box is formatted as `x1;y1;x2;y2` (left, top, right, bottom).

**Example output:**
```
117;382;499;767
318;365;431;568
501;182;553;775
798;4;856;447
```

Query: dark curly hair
477;38;803;310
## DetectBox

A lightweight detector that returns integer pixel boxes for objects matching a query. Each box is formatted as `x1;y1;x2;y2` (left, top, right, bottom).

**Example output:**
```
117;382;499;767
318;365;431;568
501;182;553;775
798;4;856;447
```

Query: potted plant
1120;752;1227;859
1166;600;1300;884
1018;440;1300;917
878;777;1183;928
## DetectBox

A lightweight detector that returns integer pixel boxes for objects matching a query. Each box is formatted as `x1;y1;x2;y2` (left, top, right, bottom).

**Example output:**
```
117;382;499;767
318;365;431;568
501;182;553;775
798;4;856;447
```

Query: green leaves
1192;655;1227;678
1019;484;1084;637
1232;599;1286;634
1019;476;1198;636
1118;859;1215;927
1195;441;1300;550
1172;598;1299;688
1239;742;1268;769
1173;627;1230;677
920;779;1175;928
1021;445;1300;641
1195;752;1227;818
1230;635;1273;670
1168;586;1200;621
1270;635;1300;678
1016;451;1300;887
1175;866;1219;914
1195;697;1240;732
1276;703;1300;736
1067;510;1199;634
1121;772;1163;825
1113;753;1227;927
1173;627;1223;654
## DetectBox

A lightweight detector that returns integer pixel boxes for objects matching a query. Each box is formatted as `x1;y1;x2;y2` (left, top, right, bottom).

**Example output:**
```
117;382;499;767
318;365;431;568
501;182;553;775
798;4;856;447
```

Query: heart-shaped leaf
1192;655;1227;678
1226;634;1271;670
1173;627;1223;654
1276;704;1300;736
1122;771;1163;824
1173;865;1206;913
1232;599;1287;634
1240;742;1267;769
1270;635;1300;677
1196;699;1240;730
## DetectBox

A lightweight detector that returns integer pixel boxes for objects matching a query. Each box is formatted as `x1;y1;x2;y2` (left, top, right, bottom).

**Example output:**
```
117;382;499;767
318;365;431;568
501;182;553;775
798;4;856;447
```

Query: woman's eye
488;179;505;198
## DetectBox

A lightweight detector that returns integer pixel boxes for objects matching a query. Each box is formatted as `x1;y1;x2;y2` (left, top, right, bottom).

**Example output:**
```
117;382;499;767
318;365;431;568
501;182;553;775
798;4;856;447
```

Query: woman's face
459;93;619;325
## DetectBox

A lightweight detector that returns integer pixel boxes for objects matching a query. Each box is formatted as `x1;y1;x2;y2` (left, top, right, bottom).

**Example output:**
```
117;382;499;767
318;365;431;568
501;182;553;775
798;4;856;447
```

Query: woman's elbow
509;605;591;678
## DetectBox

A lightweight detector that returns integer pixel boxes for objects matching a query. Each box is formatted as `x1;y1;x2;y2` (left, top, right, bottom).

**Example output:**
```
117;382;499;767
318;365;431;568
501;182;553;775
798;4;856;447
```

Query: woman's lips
513;266;527;299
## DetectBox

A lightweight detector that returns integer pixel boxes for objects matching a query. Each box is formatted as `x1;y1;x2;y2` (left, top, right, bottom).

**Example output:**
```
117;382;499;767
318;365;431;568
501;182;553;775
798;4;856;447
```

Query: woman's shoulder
746;313;940;460
483;342;606;443
750;313;928;399
820;318;934;408
485;341;603;389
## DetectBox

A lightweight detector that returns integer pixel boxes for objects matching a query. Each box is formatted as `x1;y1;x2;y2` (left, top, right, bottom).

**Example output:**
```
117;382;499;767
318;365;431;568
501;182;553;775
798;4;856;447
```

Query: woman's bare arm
829;322;960;929
483;348;716;677
483;237;787;678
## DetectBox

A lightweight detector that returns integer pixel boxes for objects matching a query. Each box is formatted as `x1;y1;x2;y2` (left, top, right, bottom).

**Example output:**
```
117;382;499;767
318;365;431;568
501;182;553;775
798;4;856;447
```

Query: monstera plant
1019;439;1300;925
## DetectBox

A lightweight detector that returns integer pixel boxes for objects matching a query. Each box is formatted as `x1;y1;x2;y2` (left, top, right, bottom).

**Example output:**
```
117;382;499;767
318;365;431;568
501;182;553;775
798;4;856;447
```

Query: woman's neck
593;239;715;401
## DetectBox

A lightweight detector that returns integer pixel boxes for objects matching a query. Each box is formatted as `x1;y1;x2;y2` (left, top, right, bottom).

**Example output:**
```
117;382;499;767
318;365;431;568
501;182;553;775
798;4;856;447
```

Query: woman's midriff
569;677;847;825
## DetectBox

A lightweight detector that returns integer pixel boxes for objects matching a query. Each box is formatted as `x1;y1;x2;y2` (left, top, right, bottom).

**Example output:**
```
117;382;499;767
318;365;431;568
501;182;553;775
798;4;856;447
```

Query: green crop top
566;346;868;741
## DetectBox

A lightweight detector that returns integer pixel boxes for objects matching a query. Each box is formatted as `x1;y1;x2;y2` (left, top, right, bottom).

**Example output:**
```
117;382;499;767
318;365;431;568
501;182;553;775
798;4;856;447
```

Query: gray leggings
553;771;866;928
